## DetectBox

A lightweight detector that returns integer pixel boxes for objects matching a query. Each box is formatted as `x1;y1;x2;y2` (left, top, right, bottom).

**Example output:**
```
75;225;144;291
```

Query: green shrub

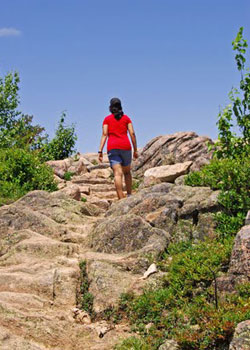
132;179;142;191
78;261;94;315
114;337;150;350
81;197;87;202
214;27;250;160
64;171;75;181
40;112;77;161
113;26;250;350
0;148;57;205
185;156;250;235
0;70;48;151
116;237;249;350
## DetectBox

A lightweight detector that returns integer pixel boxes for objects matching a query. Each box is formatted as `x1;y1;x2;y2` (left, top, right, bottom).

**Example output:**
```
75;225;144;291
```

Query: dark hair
109;97;124;120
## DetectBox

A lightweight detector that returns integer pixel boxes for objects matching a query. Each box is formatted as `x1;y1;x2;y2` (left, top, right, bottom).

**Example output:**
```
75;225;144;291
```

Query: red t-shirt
103;114;132;151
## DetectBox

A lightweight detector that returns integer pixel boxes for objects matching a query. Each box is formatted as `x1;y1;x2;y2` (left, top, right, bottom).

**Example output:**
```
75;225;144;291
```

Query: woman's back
103;114;132;151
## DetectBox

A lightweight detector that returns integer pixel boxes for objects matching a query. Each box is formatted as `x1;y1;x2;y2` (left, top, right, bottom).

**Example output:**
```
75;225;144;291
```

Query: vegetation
40;111;77;161
0;148;57;205
0;67;77;205
114;238;249;350
78;261;94;315
132;178;142;191
185;156;250;235
0;71;46;150
185;27;250;235
64;171;75;181
114;27;250;350
114;337;150;350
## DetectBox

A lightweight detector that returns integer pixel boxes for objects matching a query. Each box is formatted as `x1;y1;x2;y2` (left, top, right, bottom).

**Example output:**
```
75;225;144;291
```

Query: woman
98;97;138;199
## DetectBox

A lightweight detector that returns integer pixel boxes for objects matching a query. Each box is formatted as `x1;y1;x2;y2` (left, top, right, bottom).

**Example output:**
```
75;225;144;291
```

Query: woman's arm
98;124;108;162
128;123;138;159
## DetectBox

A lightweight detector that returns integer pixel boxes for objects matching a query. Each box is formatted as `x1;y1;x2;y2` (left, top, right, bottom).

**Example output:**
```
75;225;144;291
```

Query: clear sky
0;0;249;152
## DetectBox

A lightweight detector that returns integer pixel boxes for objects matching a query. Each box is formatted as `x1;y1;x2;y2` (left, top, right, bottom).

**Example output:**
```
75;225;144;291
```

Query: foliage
0;69;77;159
40;111;77;161
64;171;75;181
78;261;94;315
13;114;48;150
214;27;250;159
185;156;250;235
0;148;57;205
185;27;250;238
0;70;46;150
114;237;249;350
81;197;87;202
114;337;150;350
0;71;20;132
132;179;142;191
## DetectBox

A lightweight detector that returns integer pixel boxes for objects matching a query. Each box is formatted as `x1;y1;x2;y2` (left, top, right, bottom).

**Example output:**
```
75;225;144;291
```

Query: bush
0;70;47;150
0;148;57;205
214;27;250;160
114;337;150;350
78;261;94;315
113;26;250;350
116;237;249;350
40;112;77;161
64;171;75;181
185;156;250;235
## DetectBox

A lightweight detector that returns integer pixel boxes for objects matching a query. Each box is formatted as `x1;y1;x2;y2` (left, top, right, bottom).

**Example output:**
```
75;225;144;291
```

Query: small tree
41;111;77;161
186;27;250;235
215;27;250;159
0;70;46;149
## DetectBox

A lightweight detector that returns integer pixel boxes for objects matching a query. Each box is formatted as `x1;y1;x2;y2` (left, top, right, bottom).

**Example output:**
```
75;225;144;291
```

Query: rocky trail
0;132;249;349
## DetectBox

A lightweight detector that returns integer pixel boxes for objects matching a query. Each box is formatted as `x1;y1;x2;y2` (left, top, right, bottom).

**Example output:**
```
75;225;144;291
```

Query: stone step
78;185;91;195
90;184;116;193
92;191;118;200
72;177;112;185
87;163;110;171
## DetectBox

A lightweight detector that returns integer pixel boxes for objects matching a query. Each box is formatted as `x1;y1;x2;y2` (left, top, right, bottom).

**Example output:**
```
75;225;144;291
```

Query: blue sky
0;0;249;152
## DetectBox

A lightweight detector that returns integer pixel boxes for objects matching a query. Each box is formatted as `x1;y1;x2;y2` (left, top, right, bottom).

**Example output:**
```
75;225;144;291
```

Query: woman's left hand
133;150;139;160
98;153;103;163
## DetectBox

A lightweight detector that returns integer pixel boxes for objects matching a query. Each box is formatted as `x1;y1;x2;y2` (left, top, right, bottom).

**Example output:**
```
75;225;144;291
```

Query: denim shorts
108;149;132;167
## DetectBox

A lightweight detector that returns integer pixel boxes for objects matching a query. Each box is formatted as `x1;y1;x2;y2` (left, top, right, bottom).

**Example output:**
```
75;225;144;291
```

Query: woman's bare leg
112;164;125;199
122;165;132;196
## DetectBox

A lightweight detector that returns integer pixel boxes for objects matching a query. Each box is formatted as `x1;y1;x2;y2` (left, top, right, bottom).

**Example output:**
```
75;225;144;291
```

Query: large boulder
245;210;250;225
228;224;250;278
106;184;220;243
88;214;170;255
0;189;132;349
87;259;140;312
217;223;250;292
47;157;88;179
133;131;213;177
59;183;81;200
144;161;193;184
0;190;101;243
229;320;250;350
159;339;179;350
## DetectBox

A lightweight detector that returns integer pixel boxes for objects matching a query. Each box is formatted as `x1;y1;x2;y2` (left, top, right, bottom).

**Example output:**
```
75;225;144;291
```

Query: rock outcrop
217;221;250;292
229;320;250;350
1;132;248;350
133;131;213;177
0;190;130;349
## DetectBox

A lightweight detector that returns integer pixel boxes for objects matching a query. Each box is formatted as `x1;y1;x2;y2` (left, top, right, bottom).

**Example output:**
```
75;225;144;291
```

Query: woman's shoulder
103;114;113;123
123;114;132;123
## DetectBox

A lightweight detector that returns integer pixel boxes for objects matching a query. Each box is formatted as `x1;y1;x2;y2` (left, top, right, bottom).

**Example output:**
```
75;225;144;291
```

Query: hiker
98;97;138;199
